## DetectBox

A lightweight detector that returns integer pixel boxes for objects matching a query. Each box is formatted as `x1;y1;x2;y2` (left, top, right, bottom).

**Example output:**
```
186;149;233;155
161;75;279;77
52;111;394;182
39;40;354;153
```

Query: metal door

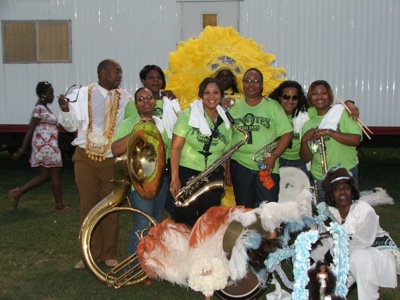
179;0;240;40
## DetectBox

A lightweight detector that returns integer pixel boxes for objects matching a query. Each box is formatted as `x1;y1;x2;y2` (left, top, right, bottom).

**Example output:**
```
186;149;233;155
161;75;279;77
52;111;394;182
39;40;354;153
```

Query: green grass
0;147;399;299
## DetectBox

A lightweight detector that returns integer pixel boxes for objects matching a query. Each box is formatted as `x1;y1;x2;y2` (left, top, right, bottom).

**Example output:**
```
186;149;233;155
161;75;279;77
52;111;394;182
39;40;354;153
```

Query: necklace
85;83;120;161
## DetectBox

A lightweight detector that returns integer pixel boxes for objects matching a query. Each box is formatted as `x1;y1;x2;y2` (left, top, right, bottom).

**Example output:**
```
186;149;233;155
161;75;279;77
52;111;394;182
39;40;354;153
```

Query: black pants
230;159;280;208
174;165;224;227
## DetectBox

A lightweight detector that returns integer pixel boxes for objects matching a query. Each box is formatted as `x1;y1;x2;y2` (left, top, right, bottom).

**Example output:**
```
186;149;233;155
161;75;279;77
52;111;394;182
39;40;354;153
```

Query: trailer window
2;20;71;63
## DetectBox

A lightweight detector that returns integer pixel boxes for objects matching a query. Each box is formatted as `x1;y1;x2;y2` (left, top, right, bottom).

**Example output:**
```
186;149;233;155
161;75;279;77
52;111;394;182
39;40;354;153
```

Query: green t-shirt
114;115;170;159
124;99;164;120
173;108;233;172
281;110;314;161
113;115;170;191
280;115;300;160
302;110;362;180
228;97;293;173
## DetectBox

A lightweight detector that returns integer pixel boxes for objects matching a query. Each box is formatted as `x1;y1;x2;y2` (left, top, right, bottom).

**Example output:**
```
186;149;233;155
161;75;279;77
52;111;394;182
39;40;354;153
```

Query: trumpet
317;136;328;175
251;138;280;169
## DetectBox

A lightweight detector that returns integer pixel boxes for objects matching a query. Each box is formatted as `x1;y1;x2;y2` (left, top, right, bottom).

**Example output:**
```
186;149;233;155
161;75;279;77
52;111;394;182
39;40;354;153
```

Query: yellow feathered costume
165;26;286;109
165;26;286;206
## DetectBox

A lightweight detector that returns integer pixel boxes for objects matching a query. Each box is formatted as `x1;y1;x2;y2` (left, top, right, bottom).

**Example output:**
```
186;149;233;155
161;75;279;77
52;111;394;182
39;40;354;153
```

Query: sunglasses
282;94;299;101
65;84;82;103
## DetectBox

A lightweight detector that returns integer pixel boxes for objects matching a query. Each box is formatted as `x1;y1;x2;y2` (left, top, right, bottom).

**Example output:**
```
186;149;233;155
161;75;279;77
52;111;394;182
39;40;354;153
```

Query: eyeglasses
137;95;155;102
243;79;262;84
65;84;82;103
282;94;299;101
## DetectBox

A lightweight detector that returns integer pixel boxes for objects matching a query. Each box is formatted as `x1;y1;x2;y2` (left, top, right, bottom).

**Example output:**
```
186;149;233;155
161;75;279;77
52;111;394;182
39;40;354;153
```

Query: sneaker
105;259;119;267
74;260;85;269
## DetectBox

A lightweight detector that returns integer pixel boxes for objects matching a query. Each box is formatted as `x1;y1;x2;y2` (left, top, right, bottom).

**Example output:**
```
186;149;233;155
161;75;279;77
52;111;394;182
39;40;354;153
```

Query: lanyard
199;115;223;168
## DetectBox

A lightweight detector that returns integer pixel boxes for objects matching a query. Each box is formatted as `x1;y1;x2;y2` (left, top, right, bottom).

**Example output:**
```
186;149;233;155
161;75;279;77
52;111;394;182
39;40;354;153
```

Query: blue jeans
127;177;168;256
313;165;359;203
230;160;280;208
279;157;308;176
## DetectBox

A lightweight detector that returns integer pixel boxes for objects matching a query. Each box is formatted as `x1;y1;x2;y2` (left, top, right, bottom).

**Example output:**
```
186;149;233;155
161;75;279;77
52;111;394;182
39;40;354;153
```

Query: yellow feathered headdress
165;26;286;109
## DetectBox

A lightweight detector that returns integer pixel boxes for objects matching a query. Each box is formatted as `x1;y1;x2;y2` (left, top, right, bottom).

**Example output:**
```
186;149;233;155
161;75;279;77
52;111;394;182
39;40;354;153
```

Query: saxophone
174;112;249;208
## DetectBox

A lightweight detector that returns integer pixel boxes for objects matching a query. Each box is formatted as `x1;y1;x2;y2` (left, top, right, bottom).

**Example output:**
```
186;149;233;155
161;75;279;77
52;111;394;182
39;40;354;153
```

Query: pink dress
29;105;63;168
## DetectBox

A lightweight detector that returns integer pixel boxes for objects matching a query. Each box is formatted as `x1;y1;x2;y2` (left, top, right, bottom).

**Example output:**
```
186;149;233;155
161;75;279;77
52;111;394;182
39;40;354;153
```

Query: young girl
8;81;72;212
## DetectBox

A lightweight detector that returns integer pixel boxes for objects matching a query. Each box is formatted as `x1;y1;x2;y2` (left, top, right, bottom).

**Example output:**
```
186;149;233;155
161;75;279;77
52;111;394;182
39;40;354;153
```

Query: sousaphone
79;120;165;287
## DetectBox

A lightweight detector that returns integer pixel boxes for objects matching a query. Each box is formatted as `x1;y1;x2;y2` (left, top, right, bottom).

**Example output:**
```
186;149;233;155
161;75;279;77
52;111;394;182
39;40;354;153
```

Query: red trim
368;127;400;135
0;124;29;132
1;125;399;135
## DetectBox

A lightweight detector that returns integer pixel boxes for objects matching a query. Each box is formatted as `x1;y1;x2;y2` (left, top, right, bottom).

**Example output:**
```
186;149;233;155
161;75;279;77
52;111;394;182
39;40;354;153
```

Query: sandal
8;187;21;209
55;203;74;212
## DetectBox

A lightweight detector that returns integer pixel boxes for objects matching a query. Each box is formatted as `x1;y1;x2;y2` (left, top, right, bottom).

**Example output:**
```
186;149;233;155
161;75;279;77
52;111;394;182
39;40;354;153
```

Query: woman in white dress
8;81;72;211
318;167;399;300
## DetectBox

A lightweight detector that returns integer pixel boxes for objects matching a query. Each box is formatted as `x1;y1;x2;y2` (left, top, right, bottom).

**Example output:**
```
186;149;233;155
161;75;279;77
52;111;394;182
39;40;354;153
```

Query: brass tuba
79;120;165;288
174;112;248;208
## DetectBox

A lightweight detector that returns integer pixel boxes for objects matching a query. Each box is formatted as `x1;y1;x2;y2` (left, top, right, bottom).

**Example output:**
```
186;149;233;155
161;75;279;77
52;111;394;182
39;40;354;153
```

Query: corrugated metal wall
240;0;399;128
1;0;399;129
0;0;179;124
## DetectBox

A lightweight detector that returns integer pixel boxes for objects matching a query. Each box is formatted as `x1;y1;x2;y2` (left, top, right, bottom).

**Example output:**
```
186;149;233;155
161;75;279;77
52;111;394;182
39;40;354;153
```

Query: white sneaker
105;259;119;267
74;260;85;270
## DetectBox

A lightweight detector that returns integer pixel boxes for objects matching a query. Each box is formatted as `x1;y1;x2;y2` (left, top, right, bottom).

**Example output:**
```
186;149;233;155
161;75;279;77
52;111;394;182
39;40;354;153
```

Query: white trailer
1;0;399;153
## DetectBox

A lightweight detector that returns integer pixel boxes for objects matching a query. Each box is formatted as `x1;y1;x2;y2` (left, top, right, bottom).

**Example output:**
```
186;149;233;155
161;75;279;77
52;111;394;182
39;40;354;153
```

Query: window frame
2;20;72;64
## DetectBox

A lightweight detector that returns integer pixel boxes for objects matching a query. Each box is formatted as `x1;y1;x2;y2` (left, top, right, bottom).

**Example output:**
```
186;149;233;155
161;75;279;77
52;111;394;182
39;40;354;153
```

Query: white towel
188;100;230;136
318;104;344;130
162;96;181;139
293;111;309;134
153;116;164;134
69;86;89;130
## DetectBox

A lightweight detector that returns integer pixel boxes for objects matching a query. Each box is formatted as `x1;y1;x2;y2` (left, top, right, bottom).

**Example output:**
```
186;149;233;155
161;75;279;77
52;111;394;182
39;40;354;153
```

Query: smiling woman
111;86;170;260
312;167;400;300
268;80;309;175
300;80;363;202
169;77;233;227
227;68;294;208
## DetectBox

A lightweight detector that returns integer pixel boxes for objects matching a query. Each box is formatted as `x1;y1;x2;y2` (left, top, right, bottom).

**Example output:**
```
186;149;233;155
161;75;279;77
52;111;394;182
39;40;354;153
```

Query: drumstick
337;98;373;139
336;97;372;133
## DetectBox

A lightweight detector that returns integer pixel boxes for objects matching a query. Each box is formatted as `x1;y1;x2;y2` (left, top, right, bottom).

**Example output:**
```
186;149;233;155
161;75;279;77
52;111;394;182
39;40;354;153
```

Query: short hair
97;59;115;75
243;68;264;82
139;65;166;90
268;80;308;117
134;87;147;102
307;80;334;107
198;77;224;99
36;81;52;97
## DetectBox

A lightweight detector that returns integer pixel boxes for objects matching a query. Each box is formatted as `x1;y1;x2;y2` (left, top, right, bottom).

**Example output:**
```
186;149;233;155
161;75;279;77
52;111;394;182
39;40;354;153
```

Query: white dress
318;273;328;300
315;200;398;300
30;105;62;167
